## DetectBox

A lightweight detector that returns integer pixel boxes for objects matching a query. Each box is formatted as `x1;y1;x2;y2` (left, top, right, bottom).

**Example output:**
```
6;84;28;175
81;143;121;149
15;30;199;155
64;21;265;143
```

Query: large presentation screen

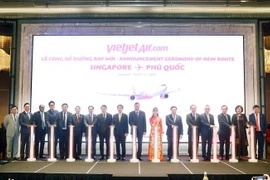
32;35;244;142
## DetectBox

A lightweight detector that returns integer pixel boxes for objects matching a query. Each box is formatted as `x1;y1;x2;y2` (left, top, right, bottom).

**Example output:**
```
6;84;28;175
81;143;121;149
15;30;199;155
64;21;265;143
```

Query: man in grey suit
19;103;33;160
166;106;183;161
84;105;97;159
4;105;19;161
129;102;146;161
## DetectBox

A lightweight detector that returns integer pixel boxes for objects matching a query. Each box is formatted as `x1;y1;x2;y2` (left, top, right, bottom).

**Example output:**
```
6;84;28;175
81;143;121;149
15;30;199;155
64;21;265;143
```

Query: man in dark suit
97;105;112;160
56;103;72;160
200;105;215;161
4;105;19;161
71;106;84;160
166;106;183;161
129;102;146;161
217;105;231;160
112;104;128;161
46;101;59;158
32;104;49;159
186;104;199;160
84;105;97;159
249;105;267;160
18;103;33;160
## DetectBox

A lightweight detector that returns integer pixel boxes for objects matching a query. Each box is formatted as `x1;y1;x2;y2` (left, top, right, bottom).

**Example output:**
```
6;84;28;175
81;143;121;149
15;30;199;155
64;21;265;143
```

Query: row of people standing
186;104;268;161
3;101;268;161
3;101;181;161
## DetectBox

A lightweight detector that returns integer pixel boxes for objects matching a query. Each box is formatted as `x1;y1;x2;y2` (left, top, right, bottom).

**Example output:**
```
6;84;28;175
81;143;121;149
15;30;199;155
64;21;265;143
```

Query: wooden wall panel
0;71;9;125
0;90;9;125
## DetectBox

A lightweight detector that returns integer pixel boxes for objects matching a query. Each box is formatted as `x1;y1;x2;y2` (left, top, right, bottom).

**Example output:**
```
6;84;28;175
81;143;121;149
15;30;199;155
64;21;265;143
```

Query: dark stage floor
0;156;269;177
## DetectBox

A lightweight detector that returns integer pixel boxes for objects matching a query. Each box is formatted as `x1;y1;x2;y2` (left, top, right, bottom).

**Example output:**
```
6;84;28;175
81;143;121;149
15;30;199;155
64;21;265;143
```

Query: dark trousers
219;133;230;158
201;135;212;159
74;133;82;157
115;133;126;158
59;129;69;159
188;133;199;158
167;135;180;159
34;129;46;158
86;132;97;158
99;132;109;158
137;133;143;159
255;131;265;159
48;129;59;157
20;133;29;158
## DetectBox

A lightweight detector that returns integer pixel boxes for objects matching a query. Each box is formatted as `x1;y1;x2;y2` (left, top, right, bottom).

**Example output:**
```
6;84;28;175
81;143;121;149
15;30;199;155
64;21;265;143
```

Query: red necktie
255;114;260;131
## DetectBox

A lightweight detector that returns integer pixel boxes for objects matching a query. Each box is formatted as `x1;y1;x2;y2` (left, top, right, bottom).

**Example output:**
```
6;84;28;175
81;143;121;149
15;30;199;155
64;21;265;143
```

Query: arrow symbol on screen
135;64;143;71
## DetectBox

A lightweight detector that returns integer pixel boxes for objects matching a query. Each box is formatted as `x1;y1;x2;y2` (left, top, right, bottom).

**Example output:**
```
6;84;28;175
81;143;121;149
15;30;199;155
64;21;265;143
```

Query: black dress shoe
167;158;171;161
76;156;82;160
225;157;229;160
219;157;223;160
122;157;126;161
99;157;104;160
138;158;143;161
92;156;96;160
116;157;121;160
39;156;46;159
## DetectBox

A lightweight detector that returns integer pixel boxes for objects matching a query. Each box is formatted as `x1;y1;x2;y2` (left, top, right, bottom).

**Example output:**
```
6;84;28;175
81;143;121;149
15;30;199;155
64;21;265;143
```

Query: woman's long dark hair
151;107;159;118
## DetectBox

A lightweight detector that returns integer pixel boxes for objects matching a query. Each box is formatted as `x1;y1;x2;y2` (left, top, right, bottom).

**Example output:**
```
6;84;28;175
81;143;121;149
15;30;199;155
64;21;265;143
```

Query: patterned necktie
13;114;16;122
207;114;210;123
118;113;121;122
90;114;92;123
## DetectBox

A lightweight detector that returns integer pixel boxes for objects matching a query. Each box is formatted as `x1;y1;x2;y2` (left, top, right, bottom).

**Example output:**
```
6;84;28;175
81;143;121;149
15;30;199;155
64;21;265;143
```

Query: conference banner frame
16;19;259;113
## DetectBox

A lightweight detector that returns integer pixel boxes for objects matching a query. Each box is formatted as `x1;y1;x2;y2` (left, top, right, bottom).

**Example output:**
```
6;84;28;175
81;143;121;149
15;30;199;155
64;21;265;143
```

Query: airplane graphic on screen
97;84;180;100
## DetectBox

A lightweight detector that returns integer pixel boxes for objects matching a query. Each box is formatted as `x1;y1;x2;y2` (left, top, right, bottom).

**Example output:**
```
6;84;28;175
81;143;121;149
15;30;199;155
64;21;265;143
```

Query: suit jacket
84;114;98;135
32;111;49;133
186;113;200;135
19;111;33;134
129;110;147;135
4;114;19;137
166;114;183;136
218;113;231;135
249;113;267;134
199;113;215;137
112;113;129;136
46;109;59;127
96;113;112;135
56;111;72;130
71;114;85;136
